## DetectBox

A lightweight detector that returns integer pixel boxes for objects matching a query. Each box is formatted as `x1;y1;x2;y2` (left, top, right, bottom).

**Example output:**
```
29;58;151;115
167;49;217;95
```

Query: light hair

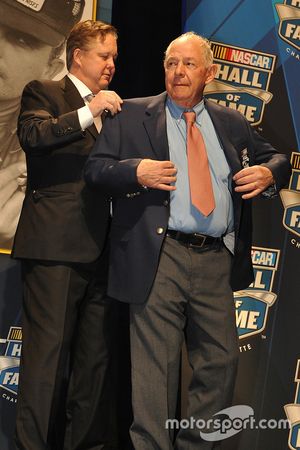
164;32;213;68
66;19;118;71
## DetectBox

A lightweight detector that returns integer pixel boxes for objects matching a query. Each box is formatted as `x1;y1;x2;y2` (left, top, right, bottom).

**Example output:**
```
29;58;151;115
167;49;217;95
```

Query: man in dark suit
84;32;291;450
0;0;84;249
12;19;122;450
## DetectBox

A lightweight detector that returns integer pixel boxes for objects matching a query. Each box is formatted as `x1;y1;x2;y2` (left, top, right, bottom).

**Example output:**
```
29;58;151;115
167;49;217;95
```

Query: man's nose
106;56;115;69
174;61;184;75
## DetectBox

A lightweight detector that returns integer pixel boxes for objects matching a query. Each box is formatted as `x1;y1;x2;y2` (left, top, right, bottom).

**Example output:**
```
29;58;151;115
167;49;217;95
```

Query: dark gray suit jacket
84;92;291;303
13;76;109;263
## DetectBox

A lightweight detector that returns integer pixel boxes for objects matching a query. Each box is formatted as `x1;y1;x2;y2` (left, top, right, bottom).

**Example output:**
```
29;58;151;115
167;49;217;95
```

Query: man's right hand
88;90;123;117
137;159;177;191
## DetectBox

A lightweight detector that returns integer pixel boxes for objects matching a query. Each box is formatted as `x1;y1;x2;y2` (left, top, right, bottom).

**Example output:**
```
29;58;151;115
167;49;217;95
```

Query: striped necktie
85;94;102;132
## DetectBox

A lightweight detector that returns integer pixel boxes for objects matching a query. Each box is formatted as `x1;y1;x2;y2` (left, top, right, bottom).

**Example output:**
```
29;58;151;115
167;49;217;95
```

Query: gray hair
164;32;214;68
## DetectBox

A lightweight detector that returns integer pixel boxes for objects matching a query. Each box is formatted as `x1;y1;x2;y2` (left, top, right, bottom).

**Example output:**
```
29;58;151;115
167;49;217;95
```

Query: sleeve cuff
77;105;94;130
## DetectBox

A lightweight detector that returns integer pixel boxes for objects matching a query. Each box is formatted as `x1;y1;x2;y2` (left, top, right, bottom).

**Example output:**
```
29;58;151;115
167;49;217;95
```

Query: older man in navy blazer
85;32;291;450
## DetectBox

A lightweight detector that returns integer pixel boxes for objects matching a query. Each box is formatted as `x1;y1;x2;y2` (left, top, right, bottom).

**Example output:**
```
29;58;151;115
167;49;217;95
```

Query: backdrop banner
182;1;299;449
0;2;95;449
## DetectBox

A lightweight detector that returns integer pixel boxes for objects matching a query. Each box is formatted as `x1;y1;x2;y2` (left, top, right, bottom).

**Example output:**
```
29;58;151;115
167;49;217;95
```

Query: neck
69;69;99;94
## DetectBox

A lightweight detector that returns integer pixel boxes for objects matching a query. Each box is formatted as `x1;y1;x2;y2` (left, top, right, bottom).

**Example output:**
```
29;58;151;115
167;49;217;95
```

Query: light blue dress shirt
166;97;234;240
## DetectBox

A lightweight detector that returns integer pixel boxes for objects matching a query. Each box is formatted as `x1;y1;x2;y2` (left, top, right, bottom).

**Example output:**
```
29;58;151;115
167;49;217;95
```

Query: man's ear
205;64;218;86
42;57;65;80
72;48;82;68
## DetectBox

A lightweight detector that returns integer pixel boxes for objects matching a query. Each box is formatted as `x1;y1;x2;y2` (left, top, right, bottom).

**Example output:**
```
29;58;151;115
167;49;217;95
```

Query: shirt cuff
77;105;94;130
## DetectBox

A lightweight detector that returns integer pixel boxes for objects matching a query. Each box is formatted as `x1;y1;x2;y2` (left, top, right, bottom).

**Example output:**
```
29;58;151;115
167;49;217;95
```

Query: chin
99;78;110;88
172;95;189;104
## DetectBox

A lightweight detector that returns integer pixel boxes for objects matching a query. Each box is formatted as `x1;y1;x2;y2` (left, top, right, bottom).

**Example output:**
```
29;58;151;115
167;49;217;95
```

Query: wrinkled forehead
166;37;205;61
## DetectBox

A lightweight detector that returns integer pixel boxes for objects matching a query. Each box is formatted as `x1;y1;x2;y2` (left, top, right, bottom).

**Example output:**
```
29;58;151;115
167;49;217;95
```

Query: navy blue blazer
85;92;291;303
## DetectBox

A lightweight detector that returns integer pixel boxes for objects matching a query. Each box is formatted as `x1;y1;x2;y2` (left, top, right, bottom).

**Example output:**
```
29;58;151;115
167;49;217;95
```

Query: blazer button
32;189;42;201
156;227;164;235
163;200;169;206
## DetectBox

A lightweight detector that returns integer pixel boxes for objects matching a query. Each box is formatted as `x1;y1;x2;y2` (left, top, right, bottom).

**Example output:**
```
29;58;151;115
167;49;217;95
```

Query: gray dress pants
130;236;239;450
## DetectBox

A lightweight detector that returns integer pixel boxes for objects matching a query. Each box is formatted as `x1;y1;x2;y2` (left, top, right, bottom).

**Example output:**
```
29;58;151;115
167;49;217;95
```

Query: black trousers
15;252;117;450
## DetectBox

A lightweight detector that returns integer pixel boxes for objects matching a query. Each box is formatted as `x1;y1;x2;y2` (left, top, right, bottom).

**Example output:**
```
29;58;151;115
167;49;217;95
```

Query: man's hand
88;90;123;117
137;159;177;191
233;165;274;199
0;162;27;245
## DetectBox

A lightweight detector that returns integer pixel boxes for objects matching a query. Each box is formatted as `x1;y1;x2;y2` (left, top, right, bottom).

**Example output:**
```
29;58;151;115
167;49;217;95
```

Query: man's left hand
233;165;274;199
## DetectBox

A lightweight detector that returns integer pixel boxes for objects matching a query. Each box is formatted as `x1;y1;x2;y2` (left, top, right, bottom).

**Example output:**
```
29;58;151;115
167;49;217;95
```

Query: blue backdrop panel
183;1;300;449
0;256;22;450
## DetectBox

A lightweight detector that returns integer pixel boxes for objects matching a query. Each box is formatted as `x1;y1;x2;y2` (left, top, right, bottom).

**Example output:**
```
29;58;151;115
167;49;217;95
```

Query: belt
166;229;222;249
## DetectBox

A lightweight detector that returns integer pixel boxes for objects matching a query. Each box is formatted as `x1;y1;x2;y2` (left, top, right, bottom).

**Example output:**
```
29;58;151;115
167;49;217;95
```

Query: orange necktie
183;111;215;216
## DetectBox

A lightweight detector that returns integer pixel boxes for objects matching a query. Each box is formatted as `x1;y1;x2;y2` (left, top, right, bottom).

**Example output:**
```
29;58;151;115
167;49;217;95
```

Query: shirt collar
166;96;205;124
67;73;92;100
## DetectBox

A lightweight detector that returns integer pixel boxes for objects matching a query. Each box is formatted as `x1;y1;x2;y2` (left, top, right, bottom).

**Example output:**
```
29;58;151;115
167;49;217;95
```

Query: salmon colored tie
183;111;215;216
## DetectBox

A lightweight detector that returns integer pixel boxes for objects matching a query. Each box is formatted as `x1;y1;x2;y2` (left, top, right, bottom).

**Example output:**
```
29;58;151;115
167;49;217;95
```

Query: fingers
103;91;123;114
234;178;264;197
90;90;123;116
157;176;177;186
156;183;176;191
233;165;274;199
239;189;261;200
106;90;123;105
235;179;262;199
137;159;177;190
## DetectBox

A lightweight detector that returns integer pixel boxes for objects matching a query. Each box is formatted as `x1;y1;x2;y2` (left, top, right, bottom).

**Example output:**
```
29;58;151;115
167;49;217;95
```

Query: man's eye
5;29;43;50
16;36;30;48
167;61;177;68
186;62;196;68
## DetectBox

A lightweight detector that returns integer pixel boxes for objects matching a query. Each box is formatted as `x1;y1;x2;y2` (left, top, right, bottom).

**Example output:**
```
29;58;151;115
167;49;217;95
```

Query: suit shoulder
123;92;166;111
24;78;63;95
205;98;248;123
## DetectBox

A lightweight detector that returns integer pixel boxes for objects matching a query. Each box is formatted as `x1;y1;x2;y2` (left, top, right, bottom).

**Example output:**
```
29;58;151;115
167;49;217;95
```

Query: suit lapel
143;92;169;160
205;99;242;175
86;121;98;140
142;95;242;173
142;94;243;168
205;99;243;232
61;76;98;139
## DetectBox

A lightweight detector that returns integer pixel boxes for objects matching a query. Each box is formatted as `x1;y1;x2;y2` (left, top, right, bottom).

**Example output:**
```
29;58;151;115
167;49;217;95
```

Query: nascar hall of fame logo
285;359;300;449
204;42;276;126
276;0;300;57
280;152;300;246
234;247;280;340
0;327;22;403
